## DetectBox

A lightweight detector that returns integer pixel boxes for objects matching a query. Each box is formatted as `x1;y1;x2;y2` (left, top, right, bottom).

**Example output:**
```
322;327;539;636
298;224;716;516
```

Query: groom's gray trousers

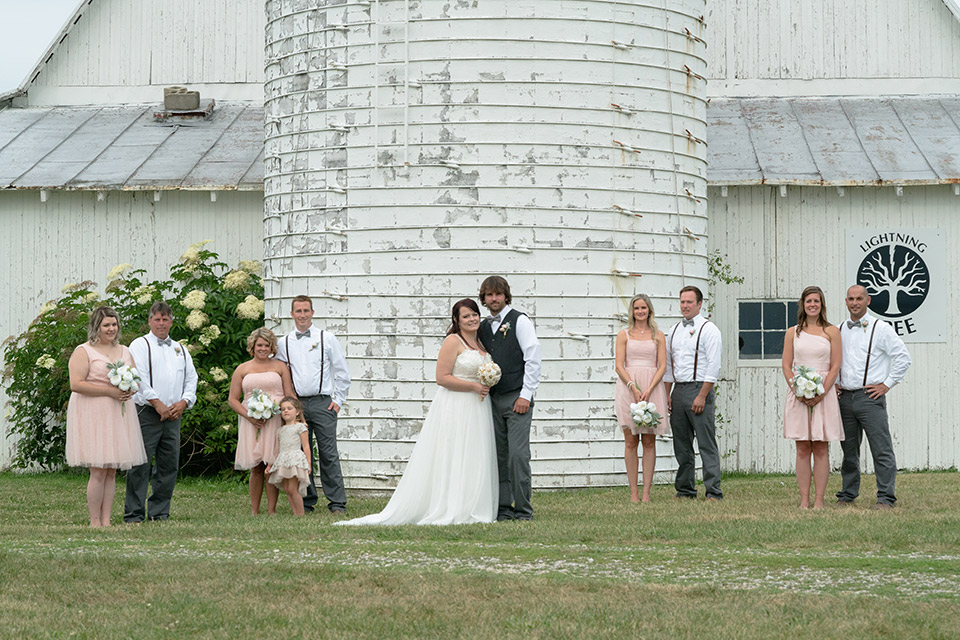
670;382;722;500
490;391;533;519
124;405;180;522
300;394;347;512
836;389;896;505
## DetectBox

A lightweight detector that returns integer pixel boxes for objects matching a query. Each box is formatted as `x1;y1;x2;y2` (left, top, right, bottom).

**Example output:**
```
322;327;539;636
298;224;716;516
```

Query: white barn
2;0;959;480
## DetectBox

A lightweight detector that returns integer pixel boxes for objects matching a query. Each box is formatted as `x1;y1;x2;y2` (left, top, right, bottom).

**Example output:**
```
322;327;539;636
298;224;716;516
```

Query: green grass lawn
1;471;959;639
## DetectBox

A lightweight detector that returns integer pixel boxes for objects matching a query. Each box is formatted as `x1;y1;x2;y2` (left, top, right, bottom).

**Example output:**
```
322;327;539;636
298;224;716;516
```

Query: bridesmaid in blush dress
228;328;296;515
66;306;147;527
614;294;669;503
782;286;843;510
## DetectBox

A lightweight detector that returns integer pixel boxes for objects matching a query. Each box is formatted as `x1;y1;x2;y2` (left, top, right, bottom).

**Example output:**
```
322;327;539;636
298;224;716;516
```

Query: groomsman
276;295;351;514
124;302;197;522
663;286;723;501
478;276;542;521
836;285;911;509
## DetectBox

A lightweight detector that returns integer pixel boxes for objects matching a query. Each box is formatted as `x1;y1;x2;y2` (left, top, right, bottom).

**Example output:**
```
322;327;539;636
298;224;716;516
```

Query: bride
336;299;498;526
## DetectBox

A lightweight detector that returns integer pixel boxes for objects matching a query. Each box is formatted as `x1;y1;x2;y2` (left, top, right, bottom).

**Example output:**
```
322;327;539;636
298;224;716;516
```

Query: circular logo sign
856;245;930;318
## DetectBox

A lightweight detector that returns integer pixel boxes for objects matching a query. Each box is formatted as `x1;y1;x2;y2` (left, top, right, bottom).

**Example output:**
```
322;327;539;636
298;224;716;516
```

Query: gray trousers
301;394;347;511
670;382;722;499
836;389;897;505
490;390;533;519
124;406;180;522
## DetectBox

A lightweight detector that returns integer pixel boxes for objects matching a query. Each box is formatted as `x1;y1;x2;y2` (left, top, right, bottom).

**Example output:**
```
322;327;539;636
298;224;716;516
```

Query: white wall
705;0;960;96
23;0;265;105
707;184;958;472
0;189;264;468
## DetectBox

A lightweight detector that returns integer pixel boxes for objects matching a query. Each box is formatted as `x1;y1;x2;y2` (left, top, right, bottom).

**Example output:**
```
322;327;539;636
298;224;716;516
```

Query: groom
478;276;542;521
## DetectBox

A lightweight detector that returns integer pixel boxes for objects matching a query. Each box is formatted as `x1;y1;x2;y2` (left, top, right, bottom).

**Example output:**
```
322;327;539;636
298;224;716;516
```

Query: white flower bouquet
791;365;825;400
478;362;502;387
247;389;280;421
106;360;141;415
629;400;663;431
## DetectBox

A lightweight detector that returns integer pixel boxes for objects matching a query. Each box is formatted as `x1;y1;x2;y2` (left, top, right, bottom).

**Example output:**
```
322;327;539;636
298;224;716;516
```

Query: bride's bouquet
106;360;140;415
629;400;663;431
791;365;825;416
478;362;502;387
247;389;280;421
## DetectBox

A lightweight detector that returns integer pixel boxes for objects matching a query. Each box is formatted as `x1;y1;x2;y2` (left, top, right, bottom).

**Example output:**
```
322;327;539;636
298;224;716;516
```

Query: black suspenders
285;332;324;397
669;321;710;382
141;336;186;393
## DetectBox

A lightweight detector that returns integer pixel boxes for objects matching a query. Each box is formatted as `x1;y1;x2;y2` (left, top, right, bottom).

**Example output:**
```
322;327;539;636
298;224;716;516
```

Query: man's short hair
679;285;703;303
148;301;173;318
479;276;512;306
291;295;313;311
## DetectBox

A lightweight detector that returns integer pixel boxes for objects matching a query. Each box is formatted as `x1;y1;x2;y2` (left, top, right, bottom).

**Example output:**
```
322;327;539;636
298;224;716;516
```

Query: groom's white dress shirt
489;304;542;401
130;332;198;408
663;314;722;384
276;324;351;406
837;314;911;391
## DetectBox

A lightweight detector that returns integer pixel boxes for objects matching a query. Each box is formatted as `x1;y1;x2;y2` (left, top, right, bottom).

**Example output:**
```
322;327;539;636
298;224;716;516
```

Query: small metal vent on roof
154;87;215;123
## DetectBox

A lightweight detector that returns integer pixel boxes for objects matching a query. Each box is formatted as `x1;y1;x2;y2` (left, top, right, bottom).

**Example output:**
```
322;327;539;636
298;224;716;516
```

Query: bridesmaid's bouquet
247;389;280;421
106;360;140;415
629;400;662;430
791;366;825;416
478;362;502;387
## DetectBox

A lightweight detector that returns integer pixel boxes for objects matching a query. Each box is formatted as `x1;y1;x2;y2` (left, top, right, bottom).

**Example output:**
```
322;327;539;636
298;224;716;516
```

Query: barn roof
707;96;960;186
0;102;263;191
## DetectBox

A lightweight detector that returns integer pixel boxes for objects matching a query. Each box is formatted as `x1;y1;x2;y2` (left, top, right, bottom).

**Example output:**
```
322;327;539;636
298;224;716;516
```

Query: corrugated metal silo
263;0;708;490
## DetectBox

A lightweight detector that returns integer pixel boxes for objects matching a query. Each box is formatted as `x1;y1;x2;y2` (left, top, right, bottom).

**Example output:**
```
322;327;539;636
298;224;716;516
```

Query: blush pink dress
234;370;283;469
614;337;670;436
65;343;147;469
783;331;844;441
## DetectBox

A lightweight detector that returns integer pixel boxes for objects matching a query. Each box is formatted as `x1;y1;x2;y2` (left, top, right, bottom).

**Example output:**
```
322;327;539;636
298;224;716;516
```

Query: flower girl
265;397;312;516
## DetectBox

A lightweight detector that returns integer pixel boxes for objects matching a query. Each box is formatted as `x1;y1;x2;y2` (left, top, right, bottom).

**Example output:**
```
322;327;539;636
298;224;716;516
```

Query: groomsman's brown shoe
871;502;894;510
835;499;854;507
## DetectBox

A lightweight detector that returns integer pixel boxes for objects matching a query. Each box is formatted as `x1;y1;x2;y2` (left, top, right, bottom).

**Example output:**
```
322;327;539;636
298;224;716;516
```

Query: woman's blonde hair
88;306;121;345
627;294;660;345
246;327;278;356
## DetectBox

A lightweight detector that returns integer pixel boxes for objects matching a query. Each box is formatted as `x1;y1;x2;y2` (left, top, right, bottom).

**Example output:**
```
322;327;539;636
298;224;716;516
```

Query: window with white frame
738;300;799;360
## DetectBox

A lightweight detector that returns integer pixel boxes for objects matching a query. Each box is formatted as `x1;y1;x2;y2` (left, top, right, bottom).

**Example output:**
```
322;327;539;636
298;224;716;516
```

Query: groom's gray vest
479;308;526;397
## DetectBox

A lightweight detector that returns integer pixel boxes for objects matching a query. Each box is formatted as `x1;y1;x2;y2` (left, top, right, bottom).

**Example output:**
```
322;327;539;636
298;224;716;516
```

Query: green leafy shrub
2;242;266;473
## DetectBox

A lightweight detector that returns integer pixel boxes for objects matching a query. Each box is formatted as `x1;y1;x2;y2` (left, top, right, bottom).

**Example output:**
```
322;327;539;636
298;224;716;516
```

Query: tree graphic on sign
858;245;929;317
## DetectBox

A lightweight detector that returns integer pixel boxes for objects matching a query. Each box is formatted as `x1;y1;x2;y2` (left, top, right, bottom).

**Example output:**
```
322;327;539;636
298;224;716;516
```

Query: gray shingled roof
0;102;263;191
707;96;960;186
2;97;959;191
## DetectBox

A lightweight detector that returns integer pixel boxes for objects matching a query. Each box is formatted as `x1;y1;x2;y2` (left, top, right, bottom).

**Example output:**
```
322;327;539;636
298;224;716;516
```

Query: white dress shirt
130;332;198;408
276;324;351;406
663;314;722;384
489;304;542;401
837;314;911;390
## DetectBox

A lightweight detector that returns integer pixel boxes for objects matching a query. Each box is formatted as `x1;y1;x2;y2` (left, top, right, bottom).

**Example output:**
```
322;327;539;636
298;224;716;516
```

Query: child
265;397;311;516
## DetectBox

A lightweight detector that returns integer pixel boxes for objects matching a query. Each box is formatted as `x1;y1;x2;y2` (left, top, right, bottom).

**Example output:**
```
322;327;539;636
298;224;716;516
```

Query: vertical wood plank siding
31;0;266;89
707;185;958;472
0;190;264;468
705;0;960;81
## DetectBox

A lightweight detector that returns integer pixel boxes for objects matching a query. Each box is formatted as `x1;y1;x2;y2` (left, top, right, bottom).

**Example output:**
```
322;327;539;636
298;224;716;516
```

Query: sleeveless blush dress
614;338;670;436
65;343;147;469
783;332;844;441
234;371;283;469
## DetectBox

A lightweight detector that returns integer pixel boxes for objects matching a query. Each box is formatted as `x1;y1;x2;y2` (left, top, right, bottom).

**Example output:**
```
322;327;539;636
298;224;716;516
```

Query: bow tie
157;338;172;347
492;315;501;323
296;330;311;340
681;318;695;327
846;319;867;329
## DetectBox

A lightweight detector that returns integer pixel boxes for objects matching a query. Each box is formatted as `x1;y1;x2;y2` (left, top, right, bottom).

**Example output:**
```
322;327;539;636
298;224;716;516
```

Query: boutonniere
861;319;869;332
499;321;511;337
688;329;695;336
174;345;182;355
310;341;320;351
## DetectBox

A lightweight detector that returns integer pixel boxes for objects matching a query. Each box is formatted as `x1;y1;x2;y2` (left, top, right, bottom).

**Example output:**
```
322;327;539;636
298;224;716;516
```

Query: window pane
786;300;799;325
739;302;762;330
763;330;785;357
739;331;762;359
763;302;787;330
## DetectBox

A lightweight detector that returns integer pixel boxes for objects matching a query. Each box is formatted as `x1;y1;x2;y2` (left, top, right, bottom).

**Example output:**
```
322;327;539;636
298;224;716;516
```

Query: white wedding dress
336;348;498;526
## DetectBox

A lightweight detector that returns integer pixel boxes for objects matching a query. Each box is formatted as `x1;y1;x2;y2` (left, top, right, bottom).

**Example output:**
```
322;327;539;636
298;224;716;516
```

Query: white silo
263;0;708;490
